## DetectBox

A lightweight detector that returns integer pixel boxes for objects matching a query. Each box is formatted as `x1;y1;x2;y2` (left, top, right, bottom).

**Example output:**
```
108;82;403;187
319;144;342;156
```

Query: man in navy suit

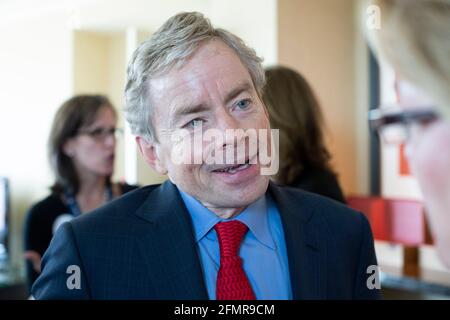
32;12;381;300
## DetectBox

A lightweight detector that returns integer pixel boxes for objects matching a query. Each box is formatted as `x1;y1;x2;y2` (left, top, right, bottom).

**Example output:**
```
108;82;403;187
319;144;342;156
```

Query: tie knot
214;220;248;257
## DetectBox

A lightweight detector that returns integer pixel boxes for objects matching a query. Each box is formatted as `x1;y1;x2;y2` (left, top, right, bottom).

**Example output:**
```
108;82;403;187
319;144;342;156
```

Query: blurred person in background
24;95;138;292
366;0;450;267
262;66;346;203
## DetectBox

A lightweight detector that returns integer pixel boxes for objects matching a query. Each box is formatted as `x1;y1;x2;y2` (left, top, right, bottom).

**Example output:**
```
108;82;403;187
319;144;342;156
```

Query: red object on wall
347;196;433;246
399;144;411;176
347;196;390;241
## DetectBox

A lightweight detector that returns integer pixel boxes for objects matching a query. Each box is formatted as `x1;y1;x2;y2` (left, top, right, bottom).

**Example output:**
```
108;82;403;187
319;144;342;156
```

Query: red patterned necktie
215;220;256;300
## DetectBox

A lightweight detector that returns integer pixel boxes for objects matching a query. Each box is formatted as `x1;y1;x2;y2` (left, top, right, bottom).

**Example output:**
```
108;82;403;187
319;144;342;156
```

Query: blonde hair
366;0;450;120
124;12;265;142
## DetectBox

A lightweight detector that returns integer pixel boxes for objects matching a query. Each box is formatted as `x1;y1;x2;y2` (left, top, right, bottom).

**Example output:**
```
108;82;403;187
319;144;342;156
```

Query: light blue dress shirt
178;188;293;300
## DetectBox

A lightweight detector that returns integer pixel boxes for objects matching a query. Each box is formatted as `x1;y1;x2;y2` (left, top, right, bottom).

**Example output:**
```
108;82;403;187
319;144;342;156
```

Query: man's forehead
148;40;254;110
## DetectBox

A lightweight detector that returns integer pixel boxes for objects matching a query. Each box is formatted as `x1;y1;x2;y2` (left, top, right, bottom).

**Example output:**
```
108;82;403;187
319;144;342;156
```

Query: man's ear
136;136;168;175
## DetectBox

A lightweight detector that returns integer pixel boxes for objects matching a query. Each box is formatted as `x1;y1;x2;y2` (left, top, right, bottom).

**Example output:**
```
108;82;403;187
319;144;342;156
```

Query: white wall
209;0;278;66
0;13;73;267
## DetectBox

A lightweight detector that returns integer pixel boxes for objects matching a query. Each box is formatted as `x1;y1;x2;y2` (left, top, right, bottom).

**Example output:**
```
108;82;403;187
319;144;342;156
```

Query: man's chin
209;176;269;208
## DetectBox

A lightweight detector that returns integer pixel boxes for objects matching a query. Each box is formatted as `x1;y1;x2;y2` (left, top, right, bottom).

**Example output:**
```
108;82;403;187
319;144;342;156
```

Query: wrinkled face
64;106;117;178
144;40;271;211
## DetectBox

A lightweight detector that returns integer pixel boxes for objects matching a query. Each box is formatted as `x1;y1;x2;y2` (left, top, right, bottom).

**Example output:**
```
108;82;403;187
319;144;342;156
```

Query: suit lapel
269;183;327;299
131;180;326;299
133;181;208;299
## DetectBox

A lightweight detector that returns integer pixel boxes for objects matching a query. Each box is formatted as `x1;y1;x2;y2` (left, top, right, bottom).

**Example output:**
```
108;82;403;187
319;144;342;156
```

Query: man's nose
215;109;241;146
215;108;241;131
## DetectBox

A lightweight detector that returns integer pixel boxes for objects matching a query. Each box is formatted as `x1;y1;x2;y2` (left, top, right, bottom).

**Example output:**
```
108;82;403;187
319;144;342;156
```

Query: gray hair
124;11;266;142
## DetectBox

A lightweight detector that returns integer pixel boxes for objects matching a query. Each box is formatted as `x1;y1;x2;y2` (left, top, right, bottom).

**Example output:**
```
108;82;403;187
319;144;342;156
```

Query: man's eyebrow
224;81;253;104
169;81;254;126
170;103;210;126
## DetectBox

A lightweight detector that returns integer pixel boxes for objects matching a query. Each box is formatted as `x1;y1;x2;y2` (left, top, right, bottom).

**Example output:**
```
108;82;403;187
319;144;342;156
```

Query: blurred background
0;0;449;299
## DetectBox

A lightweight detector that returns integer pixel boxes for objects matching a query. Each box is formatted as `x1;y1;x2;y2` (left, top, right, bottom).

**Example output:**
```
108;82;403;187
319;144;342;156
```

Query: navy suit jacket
32;181;381;299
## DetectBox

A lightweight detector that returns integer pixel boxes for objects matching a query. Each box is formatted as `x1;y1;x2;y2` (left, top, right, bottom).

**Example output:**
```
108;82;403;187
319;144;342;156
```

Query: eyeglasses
78;127;123;142
368;107;439;144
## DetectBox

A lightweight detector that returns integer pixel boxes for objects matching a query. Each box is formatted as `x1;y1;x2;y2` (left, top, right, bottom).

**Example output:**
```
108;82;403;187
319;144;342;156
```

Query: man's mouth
212;158;251;174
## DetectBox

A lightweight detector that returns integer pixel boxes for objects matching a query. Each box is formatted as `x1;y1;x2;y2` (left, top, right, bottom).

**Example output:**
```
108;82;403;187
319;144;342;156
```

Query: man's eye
235;99;251;110
185;118;204;128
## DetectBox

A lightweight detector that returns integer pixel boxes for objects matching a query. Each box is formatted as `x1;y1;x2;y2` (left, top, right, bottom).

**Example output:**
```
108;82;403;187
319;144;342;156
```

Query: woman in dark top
24;95;138;292
262;66;346;203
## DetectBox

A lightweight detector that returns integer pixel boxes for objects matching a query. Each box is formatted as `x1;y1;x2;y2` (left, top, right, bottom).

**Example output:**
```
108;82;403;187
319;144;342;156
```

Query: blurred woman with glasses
24;95;138;292
366;0;450;267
